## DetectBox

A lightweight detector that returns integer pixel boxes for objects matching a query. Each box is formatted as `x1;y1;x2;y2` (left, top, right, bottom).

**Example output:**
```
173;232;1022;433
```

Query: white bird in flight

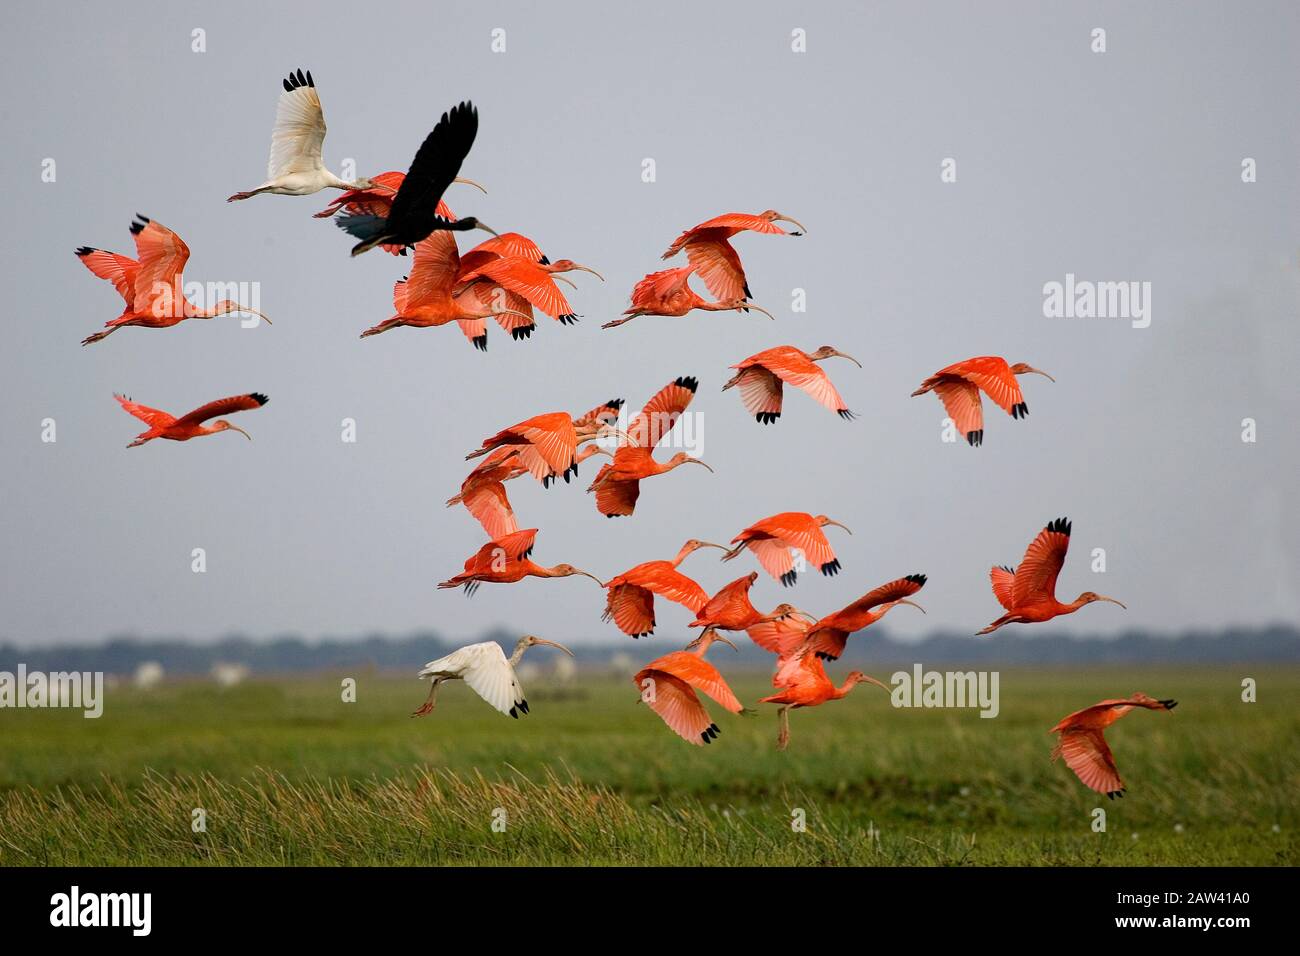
412;635;574;719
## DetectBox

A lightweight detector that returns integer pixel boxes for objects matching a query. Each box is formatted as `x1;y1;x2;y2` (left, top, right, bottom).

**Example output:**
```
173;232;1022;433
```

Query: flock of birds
73;69;1174;800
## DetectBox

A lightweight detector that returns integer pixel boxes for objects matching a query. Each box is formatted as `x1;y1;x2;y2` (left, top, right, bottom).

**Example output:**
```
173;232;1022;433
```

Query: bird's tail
336;213;393;256
721;371;743;392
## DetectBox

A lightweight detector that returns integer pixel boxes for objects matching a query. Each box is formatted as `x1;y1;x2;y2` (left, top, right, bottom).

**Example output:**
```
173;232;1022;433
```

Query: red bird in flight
114;392;268;448
724;345;860;423
1051;694;1177;798
911;356;1054;446
978;518;1125;634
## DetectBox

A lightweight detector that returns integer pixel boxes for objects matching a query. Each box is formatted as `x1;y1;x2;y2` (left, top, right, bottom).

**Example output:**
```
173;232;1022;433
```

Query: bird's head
759;210;808;235
1075;591;1126;609
770;603;818;623
667;452;713;473
808;345;861;367
517;634;574;657
213;421;251;440
1010;362;1055;382
722;298;775;320
815;515;853;535
682;538;728;555
212;301;272;325
846;671;890;691
548;260;605;282
686;628;738;653
454;217;499;237
549;564;603;585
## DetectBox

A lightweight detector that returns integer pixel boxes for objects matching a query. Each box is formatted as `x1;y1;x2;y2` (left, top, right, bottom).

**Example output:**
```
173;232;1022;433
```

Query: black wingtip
779;570;797;587
966;429;983;447
674;375;699;393
837;408;856;420
249;392;269;407
557;313;579;325
75;246;95;257
1012;402;1029;419
607;398;625;411
511;326;535;340
1047;517;1072;536
472;335;488;352
756;412;780;425
905;573;927;586
129;216;149;235
821;558;841;577
1160;699;1178;710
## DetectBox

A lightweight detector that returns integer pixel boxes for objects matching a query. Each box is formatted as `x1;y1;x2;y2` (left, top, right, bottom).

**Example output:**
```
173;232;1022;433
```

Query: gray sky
2;1;1297;647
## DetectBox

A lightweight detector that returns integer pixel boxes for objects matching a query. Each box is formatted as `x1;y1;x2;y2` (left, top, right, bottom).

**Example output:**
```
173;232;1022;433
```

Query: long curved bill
228;425;252;441
695;541;730;552
834;350;862;368
534;638;574;657
741;303;776;321
570;264;605;282
777;215;808;235
1097;595;1126;609
1026;367;1055;382
473;221;500;237
825;520;853;534
860;674;890;692
686;457;714;473
572;569;604;586
552;275;579;290
790;607;819;624
453;177;488;194
236;306;272;326
896;599;926;614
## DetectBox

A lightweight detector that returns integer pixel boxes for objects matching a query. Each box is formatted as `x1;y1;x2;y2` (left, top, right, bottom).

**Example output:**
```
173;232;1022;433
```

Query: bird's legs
411;678;443;717
81;326;120;346
600;312;644;330
226;186;272;203
360;318;406;338
776;706;791;751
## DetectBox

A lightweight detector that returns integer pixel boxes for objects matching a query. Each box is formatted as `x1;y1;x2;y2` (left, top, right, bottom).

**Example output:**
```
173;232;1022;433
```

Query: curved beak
790;607;819;623
685;457;714;473
552;274;579;290
1025;367;1056;382
833;350;862;368
896;599;926;614
534;638;574;657
493;308;535;321
228;425;252;441
571;569;604;586
694;541;729;552
713;633;739;652
453;176;488;195
570;264;605;282
824;520;853;535
777;215;808;235
859;674;890;692
1097;595;1127;609
473;221;500;237
741;302;776;321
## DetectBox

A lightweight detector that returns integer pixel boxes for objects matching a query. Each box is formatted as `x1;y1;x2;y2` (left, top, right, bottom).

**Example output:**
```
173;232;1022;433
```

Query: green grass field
0;667;1295;866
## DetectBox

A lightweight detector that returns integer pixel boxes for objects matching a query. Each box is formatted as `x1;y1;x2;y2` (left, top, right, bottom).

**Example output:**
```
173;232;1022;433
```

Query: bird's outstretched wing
403;234;462;306
128;216;190;314
684;238;747;301
990;566;1016;610
932;378;984;446
462;258;574;320
114;394;175;429
1010;517;1071;607
634;668;715;745
732;366;784;423
387;102;478;236
174;393;268;427
1053;728;1124;795
460;644;527;717
267;69;327;179
624;376;698;449
460;481;517;540
76;248;139;306
762;350;850;415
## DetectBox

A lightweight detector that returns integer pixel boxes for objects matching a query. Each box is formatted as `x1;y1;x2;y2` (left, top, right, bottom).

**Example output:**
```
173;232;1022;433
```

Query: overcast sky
2;1;1297;648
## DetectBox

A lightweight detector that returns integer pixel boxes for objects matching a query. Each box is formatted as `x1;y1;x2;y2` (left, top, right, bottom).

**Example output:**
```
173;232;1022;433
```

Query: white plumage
412;635;574;719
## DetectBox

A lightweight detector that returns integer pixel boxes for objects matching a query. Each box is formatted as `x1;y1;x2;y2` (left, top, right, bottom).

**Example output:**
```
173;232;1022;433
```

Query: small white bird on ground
412;635;574;719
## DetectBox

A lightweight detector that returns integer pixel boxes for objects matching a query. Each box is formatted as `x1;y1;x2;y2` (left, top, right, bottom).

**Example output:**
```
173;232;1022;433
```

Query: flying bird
911;356;1055;446
587;376;713;517
1050;694;1178;798
447;401;622;536
313;169;486;246
688;572;804;636
357;233;535;348
412;635;573;719
77;216;270;345
722;512;852;586
601;539;729;638
760;650;888;751
661;210;806;308
723;345;860;423
978;518;1125;634
227;69;377;202
437;528;602;595
114;392;268;447
633;628;744;745
336;101;497;255
467;404;625;486
792;574;928;663
601;266;775;330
